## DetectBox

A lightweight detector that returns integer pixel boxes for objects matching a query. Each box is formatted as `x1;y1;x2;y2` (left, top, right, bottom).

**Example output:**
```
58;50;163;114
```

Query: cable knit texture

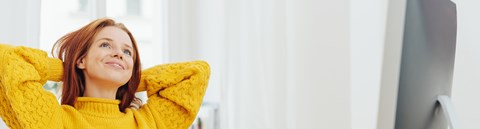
0;44;210;129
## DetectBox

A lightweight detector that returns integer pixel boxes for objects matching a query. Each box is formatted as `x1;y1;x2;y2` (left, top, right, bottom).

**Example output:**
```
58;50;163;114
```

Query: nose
111;49;123;60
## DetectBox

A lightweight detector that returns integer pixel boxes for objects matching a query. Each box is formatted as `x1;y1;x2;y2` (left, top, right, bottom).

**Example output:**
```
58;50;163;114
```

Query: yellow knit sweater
0;44;210;129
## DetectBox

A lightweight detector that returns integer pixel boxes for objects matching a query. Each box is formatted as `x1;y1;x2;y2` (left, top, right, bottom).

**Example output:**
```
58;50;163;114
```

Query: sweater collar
74;97;124;117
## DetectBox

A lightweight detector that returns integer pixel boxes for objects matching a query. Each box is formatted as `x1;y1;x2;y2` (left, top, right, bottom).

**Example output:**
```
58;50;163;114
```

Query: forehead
94;26;133;46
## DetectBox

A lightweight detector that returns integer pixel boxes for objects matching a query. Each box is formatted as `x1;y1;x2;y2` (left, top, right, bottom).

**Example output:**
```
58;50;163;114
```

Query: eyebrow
96;37;113;42
96;37;133;49
123;43;133;50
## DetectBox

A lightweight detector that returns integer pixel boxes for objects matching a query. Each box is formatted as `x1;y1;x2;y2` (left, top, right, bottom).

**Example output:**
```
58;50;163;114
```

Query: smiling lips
105;61;125;70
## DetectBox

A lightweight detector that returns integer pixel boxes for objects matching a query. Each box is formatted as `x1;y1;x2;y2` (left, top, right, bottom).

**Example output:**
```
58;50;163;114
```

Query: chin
101;70;131;85
104;76;130;86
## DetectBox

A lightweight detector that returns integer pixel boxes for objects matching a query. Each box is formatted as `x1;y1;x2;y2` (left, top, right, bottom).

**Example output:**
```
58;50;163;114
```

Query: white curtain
165;0;351;129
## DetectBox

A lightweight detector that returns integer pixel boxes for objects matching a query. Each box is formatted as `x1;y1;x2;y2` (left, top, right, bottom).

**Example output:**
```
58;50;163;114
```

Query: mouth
105;61;125;70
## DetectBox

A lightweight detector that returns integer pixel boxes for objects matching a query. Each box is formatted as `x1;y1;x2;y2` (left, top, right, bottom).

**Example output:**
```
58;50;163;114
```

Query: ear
77;58;86;69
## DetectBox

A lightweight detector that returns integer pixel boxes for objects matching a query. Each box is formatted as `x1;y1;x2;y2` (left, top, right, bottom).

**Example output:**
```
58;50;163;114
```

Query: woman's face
77;26;135;88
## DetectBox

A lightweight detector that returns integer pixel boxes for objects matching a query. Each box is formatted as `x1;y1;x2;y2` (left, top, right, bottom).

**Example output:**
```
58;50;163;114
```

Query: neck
83;79;119;100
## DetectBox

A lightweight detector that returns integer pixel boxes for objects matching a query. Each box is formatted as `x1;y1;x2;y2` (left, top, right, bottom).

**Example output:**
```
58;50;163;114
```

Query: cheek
127;58;135;70
88;49;109;63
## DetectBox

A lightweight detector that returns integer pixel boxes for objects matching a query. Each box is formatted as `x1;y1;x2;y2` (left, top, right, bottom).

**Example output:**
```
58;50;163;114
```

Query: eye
123;49;132;56
100;42;111;48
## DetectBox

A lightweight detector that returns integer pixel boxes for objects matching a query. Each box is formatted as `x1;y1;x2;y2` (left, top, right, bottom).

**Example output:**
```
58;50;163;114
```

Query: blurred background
0;0;479;129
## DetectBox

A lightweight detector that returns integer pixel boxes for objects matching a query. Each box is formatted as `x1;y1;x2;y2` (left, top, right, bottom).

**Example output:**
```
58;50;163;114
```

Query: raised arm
137;61;210;129
0;44;63;128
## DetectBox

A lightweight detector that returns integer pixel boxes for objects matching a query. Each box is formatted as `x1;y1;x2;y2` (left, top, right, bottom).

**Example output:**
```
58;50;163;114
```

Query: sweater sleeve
0;44;64;129
137;61;210;129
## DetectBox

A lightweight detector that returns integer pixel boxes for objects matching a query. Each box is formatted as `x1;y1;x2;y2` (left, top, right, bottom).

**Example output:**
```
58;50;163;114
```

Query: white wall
376;0;407;129
0;0;40;47
350;0;388;129
285;0;351;128
451;0;480;129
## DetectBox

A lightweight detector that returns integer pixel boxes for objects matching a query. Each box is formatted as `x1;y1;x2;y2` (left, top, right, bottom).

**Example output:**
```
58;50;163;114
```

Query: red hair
52;18;141;112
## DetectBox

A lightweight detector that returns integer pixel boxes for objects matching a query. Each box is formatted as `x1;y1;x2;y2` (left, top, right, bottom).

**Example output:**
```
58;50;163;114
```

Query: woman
0;18;210;129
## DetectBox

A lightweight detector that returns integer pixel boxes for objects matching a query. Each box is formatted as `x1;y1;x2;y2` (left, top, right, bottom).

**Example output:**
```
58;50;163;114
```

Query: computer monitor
394;0;457;129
